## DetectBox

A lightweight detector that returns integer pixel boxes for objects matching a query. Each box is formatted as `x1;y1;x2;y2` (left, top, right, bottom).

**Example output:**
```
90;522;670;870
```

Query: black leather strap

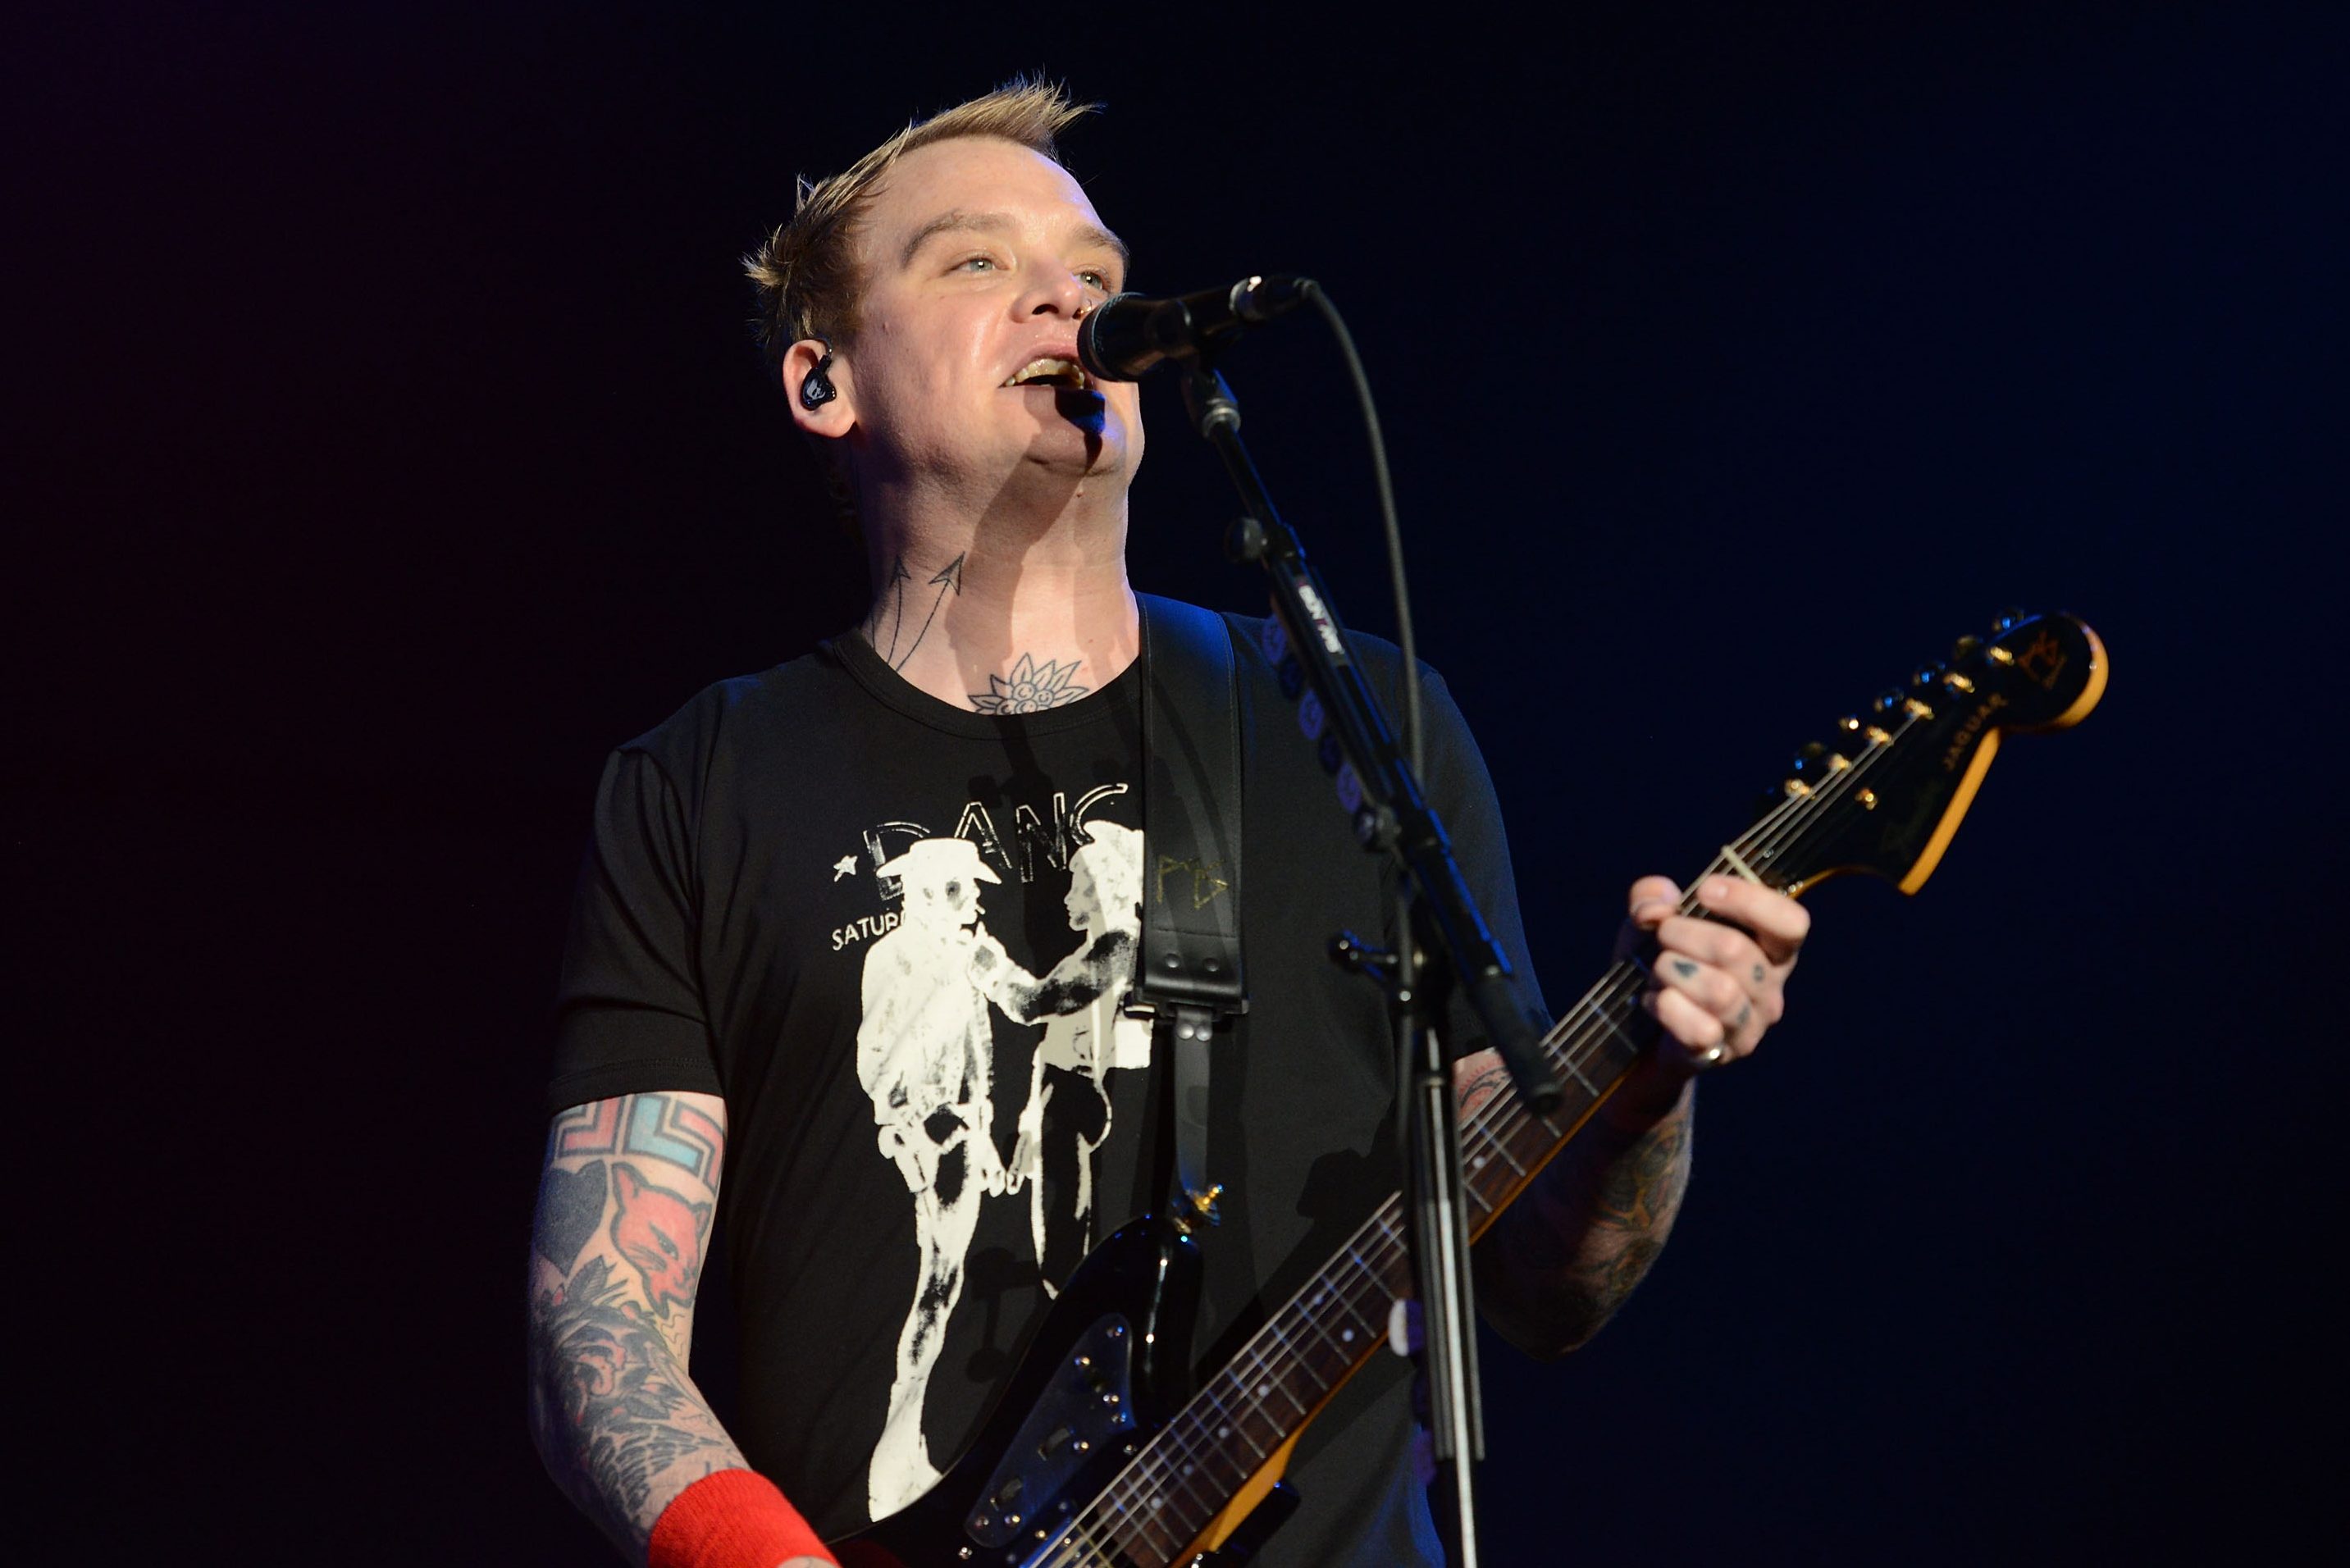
1130;594;1248;1224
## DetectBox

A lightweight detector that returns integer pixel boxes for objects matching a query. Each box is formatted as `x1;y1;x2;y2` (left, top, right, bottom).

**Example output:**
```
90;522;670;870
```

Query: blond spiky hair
744;78;1097;368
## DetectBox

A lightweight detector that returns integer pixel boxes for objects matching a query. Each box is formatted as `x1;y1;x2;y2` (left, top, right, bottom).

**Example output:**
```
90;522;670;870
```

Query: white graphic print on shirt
850;807;1150;1520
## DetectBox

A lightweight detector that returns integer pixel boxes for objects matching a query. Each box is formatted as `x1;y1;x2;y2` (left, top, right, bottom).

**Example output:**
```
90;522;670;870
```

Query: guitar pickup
968;1315;1135;1551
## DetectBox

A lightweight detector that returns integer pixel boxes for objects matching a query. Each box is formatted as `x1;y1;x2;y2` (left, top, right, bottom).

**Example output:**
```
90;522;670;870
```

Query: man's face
904;865;985;937
841;136;1142;503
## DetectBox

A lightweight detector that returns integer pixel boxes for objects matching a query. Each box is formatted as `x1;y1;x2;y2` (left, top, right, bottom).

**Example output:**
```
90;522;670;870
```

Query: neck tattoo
970;653;1091;714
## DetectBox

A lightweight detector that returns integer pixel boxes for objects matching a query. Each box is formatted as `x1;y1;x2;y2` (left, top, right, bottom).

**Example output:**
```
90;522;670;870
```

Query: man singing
527;80;1809;1567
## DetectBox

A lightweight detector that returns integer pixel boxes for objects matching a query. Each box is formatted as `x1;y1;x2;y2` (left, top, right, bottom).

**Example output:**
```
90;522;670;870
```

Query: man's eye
1080;270;1112;290
957;256;997;272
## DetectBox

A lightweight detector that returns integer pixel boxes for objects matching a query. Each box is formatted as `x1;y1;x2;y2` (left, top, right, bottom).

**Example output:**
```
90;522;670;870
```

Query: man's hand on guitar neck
1623;871;1809;1084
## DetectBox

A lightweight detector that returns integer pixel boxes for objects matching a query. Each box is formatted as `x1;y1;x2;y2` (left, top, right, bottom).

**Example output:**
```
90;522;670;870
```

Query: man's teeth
1004;357;1092;390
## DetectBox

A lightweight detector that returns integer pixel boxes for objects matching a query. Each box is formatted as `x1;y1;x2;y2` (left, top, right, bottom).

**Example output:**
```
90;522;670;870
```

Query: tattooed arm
1464;872;1809;1359
1463;1052;1695;1360
527;1092;829;1566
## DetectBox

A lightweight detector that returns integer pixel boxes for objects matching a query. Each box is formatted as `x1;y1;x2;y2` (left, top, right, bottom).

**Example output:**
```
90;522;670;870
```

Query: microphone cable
1298;281;1422;779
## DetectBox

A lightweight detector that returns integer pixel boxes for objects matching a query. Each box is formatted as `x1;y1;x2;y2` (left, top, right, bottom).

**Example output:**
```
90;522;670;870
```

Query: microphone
1078;274;1315;381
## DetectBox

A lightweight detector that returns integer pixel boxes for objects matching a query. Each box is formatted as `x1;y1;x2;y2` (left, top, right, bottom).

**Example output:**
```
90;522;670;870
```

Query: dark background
16;1;2345;1561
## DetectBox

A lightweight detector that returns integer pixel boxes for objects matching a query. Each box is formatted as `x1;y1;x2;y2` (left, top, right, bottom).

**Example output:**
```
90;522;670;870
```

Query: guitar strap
1129;594;1248;1228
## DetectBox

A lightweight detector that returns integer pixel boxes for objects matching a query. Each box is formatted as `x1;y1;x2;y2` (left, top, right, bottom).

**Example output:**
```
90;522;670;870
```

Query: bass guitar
836;610;2107;1567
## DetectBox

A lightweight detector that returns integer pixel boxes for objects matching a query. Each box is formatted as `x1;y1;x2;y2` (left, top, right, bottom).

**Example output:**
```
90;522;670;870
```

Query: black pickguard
834;1217;1203;1568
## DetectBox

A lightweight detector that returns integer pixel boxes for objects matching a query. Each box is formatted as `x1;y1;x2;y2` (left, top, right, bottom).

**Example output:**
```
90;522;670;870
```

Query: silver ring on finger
1695;1043;1727;1069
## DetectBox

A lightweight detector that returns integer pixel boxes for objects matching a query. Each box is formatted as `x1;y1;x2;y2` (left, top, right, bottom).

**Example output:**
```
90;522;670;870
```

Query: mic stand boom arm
1181;364;1560;1117
1180;362;1558;1568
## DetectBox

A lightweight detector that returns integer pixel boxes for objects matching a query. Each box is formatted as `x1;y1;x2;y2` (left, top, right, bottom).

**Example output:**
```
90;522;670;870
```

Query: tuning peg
1791;741;1854;784
1878;686;1934;722
1951;634;1983;663
1912;662;1946;689
1992;608;2032;633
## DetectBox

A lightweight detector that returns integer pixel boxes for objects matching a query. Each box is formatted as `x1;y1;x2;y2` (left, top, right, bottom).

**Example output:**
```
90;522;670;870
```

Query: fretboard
1050;889;1719;1567
1044;714;1905;1566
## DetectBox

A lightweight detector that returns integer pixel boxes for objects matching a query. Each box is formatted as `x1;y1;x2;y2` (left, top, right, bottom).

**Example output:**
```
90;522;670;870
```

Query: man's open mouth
1002;356;1093;391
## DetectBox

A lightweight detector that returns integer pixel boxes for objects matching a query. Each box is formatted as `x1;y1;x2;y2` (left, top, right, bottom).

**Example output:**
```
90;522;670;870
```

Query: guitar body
836;1218;1204;1568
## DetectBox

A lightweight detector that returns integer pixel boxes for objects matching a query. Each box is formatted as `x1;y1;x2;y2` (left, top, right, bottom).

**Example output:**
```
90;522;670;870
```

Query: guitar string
1046;1277;1358;1568
1047;946;1681;1561
1443;711;1904;1185
1041;945;1723;1559
1045;731;1900;1568
1038;716;1917;1566
1038;728;1898;1568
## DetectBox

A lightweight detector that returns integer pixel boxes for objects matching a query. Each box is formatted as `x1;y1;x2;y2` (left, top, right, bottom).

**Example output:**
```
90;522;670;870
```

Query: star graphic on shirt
831;855;859;882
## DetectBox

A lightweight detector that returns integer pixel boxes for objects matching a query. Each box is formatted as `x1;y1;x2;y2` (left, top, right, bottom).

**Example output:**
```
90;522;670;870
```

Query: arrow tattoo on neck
890;552;963;672
868;554;915;662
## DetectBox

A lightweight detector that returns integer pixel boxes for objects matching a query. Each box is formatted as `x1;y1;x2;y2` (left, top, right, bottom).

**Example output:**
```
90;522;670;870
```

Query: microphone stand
1179;362;1559;1568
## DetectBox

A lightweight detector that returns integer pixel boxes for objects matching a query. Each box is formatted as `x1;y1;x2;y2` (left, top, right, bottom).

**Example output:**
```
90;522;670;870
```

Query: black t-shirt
547;610;1545;1564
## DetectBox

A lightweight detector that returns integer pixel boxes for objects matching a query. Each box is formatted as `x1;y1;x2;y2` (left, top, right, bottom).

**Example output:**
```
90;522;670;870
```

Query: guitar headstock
1740;611;2107;897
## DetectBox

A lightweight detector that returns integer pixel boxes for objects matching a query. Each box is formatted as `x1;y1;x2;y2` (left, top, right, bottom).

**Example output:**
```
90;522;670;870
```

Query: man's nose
1024;267;1091;319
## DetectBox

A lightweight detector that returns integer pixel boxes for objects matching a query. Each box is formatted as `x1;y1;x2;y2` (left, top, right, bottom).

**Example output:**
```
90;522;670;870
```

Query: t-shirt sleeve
545;745;726;1114
1412;668;1553;1060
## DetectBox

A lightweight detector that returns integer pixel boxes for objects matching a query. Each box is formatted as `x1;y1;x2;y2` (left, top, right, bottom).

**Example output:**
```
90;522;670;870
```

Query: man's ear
783;336;853;436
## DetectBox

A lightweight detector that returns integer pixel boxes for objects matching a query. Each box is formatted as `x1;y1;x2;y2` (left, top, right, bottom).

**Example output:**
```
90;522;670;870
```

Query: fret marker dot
1472;1154;1486;1169
1258;1382;1271;1397
1218;1424;1230;1438
1342;1329;1355;1342
1184;1463;1195;1475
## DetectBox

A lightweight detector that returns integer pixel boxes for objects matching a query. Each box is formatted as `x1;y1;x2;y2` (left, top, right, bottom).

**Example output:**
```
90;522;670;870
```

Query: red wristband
647;1469;837;1568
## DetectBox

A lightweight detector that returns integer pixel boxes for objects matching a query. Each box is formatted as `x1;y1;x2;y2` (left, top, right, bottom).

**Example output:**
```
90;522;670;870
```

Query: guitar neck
1045;613;2101;1565
1065;856;1757;1567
